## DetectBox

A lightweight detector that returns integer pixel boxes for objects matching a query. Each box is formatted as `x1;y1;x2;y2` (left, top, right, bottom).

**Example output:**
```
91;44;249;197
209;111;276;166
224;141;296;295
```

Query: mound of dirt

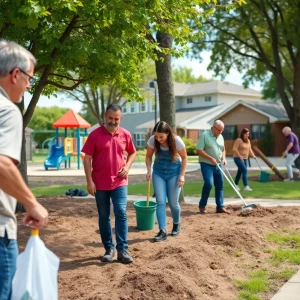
238;206;277;217
16;197;300;300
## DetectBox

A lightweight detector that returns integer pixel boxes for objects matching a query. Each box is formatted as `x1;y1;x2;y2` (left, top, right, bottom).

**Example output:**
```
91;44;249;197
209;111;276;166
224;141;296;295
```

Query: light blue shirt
196;129;224;165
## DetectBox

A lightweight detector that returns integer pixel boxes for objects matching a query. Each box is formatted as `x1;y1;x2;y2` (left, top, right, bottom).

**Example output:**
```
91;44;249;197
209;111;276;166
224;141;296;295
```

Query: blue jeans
234;157;248;186
152;172;181;230
95;186;128;251
0;231;18;300
199;162;224;209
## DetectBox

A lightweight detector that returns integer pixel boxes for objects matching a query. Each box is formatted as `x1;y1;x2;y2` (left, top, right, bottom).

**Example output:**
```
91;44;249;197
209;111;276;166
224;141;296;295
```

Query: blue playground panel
44;144;72;170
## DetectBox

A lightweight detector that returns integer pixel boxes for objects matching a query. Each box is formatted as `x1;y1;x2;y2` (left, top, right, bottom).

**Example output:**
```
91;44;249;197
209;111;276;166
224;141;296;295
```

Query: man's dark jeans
95;186;128;251
0;231;18;300
199;162;224;209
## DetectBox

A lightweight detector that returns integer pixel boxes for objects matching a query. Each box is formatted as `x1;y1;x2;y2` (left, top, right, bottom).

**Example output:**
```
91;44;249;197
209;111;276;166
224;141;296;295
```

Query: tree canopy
0;0;156;125
27;106;68;147
1;0;244;128
172;66;210;83
191;0;300;133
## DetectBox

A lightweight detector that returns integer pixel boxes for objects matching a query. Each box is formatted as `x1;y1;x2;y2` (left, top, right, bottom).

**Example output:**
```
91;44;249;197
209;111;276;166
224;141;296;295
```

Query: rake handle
217;164;248;206
270;155;285;171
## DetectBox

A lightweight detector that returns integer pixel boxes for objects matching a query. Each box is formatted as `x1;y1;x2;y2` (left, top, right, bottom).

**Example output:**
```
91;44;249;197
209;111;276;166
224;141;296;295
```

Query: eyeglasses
9;68;36;85
214;126;223;133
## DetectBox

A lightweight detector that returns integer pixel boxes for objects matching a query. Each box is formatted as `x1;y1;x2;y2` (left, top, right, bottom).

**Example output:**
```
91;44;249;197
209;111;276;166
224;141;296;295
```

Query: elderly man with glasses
196;120;230;214
0;39;48;300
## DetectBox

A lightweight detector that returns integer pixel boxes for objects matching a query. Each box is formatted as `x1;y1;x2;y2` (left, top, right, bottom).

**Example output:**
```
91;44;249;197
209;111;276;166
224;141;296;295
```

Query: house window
122;104;128;114
222;125;236;140
130;102;136;113
251;124;266;139
133;133;146;147
187;97;193;104
140;102;147;112
205;96;212;102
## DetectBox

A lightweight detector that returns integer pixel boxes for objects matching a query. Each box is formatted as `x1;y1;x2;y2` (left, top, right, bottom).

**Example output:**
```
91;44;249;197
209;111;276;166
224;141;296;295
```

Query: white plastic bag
11;229;60;300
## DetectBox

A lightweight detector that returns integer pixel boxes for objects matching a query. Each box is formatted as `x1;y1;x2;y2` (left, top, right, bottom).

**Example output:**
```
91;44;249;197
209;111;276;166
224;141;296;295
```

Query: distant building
208;100;289;156
121;80;262;148
88;80;287;155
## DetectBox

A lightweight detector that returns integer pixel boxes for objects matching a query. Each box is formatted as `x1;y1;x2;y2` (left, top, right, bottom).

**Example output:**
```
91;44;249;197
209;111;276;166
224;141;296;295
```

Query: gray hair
214;120;224;128
282;126;291;133
0;39;36;76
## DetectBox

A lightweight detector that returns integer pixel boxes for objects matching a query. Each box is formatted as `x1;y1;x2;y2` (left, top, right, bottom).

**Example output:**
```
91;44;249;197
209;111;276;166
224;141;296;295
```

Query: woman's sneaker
235;185;240;191
154;230;167;242
284;178;294;182
171;223;180;236
244;186;253;191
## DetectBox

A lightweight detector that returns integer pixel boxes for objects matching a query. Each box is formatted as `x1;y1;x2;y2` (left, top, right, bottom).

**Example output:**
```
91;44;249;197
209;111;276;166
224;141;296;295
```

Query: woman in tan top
232;128;256;191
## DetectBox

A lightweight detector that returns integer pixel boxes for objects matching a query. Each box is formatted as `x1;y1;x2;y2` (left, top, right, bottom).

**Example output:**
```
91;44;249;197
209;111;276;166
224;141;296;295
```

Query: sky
24;51;262;113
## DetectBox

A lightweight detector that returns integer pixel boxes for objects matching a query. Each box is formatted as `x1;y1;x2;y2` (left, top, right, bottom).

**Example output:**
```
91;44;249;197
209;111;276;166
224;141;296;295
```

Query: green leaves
172;66;210;83
191;0;298;121
0;0;239;126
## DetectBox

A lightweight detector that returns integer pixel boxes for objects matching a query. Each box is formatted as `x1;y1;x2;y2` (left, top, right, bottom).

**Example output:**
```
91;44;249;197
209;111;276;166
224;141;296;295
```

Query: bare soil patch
17;197;300;300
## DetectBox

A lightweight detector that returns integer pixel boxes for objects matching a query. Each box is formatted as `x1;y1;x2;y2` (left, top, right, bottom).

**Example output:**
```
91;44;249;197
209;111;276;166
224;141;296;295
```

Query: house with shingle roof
89;80;289;155
206;100;289;156
117;80;262;147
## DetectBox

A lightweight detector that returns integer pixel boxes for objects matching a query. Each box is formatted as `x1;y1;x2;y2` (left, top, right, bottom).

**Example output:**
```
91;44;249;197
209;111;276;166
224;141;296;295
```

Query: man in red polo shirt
82;104;136;264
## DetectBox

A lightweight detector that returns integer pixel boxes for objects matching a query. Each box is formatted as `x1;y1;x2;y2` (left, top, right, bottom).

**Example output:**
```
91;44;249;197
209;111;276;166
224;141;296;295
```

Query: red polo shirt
82;125;136;190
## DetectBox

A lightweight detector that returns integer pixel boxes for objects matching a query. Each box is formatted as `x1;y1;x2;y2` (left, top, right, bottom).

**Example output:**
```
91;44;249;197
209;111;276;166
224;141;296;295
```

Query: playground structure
44;110;91;170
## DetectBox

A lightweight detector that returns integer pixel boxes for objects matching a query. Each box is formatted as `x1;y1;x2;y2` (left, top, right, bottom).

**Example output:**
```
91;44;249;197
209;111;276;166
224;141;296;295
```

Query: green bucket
259;170;270;182
133;200;157;231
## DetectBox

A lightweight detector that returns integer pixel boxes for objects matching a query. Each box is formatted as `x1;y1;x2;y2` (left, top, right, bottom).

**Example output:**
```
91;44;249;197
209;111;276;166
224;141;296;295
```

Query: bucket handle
146;180;151;207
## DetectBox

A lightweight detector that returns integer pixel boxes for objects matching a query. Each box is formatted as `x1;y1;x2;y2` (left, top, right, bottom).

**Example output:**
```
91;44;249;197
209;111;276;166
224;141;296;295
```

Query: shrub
260;122;273;156
181;137;197;155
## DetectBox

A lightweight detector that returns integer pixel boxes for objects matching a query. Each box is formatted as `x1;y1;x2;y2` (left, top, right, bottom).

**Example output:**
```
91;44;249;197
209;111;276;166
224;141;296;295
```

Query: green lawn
233;231;300;300
28;152;48;163
31;180;300;199
128;180;300;199
32;185;87;197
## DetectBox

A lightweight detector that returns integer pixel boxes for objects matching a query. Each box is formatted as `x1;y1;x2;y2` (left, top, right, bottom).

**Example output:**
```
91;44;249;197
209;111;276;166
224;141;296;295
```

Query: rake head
241;204;258;212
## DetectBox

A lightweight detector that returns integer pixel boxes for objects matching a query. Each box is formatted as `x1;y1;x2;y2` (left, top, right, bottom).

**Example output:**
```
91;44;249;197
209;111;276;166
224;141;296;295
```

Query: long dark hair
240;128;250;143
152;121;177;160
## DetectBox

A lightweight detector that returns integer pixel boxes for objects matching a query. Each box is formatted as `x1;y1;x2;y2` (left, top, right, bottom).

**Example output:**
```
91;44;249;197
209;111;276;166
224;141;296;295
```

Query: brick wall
187;129;199;143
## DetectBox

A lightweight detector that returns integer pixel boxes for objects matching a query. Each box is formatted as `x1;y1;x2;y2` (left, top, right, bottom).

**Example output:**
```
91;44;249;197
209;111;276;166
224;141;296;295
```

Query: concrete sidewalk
73;194;300;207
126;195;300;207
271;270;300;300
27;156;288;177
27;162;200;176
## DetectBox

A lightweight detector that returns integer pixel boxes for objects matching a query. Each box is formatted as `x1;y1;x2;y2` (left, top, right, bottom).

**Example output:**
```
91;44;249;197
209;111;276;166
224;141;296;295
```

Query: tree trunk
101;89;105;123
292;42;300;138
155;31;176;131
16;100;27;213
155;31;184;203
